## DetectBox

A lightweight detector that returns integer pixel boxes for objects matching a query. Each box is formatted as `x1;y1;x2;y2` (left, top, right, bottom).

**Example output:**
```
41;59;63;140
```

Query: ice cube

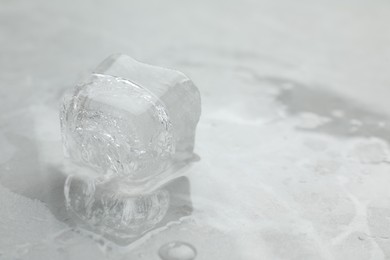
60;54;201;184
64;175;170;244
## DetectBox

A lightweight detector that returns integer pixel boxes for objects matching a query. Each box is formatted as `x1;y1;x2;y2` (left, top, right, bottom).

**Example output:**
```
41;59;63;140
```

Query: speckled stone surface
0;1;390;259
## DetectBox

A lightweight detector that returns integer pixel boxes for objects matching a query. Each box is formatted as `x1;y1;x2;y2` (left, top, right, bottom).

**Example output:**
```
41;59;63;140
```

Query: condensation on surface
158;241;197;260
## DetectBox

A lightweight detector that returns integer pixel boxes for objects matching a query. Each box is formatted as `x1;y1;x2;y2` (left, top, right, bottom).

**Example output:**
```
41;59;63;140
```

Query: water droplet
158;241;197;260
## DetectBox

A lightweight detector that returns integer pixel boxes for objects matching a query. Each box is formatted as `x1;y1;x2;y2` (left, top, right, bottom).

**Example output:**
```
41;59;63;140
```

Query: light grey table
1;1;390;259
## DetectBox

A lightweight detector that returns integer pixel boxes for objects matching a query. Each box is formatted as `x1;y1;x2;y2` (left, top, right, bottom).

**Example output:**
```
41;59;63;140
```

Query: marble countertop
1;1;390;259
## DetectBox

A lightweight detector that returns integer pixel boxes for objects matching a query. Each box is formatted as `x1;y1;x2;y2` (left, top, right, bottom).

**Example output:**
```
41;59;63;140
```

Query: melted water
158;241;197;260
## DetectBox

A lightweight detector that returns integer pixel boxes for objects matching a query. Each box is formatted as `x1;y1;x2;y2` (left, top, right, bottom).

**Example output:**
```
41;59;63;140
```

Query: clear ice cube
60;54;201;185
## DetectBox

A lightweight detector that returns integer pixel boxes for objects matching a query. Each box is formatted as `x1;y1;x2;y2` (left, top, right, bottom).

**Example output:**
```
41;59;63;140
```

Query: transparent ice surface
60;54;201;185
60;55;200;243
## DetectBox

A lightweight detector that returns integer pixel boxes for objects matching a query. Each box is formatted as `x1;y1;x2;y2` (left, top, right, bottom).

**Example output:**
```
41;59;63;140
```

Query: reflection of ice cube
60;54;201;183
64;175;170;244
64;176;192;245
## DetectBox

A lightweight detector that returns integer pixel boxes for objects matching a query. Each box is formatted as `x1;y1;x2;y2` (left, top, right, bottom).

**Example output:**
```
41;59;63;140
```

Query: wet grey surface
1;0;390;259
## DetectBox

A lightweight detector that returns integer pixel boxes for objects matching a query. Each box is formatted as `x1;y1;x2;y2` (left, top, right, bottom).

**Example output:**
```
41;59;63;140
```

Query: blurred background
1;0;389;113
1;1;390;259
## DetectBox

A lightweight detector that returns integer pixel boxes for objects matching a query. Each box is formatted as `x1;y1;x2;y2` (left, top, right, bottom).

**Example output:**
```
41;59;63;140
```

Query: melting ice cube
60;54;201;184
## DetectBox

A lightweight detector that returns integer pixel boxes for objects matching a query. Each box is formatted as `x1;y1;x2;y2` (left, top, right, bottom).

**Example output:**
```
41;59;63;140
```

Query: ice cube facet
60;54;201;184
